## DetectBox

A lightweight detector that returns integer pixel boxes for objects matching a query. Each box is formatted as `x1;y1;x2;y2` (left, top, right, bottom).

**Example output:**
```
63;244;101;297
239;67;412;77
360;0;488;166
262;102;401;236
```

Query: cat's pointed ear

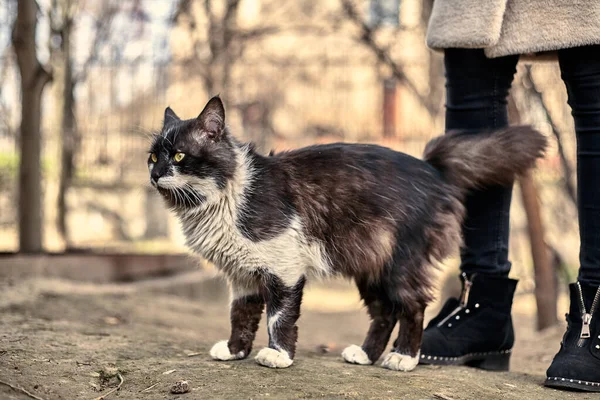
164;106;180;126
197;95;225;140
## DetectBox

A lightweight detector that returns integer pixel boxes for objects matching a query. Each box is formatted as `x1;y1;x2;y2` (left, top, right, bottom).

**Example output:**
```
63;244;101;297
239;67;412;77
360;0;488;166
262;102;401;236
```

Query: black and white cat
148;96;546;371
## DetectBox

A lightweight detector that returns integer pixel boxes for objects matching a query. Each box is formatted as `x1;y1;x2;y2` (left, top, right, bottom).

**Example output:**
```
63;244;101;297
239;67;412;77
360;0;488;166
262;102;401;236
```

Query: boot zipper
576;282;600;346
437;273;473;328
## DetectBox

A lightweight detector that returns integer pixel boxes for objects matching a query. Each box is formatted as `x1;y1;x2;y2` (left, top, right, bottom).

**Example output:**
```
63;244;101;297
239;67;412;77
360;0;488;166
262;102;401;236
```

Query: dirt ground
0;270;594;400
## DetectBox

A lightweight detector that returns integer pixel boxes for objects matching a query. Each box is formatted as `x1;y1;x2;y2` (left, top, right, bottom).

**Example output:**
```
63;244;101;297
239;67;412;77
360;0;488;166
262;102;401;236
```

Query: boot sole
419;349;511;371
545;377;600;392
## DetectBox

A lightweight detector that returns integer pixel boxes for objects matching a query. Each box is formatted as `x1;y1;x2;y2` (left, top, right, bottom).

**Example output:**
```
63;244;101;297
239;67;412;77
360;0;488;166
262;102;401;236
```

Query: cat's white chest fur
180;205;329;286
177;150;330;287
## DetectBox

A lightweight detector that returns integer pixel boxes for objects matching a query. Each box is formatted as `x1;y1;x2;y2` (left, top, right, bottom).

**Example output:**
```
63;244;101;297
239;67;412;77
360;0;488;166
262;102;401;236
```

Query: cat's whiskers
175;187;185;207
183;186;199;207
179;188;189;206
182;188;192;206
184;184;205;207
169;188;178;207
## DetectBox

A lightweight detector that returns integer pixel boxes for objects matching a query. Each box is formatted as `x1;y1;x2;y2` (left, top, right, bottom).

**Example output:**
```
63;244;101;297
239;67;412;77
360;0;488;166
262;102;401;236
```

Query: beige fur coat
426;0;600;58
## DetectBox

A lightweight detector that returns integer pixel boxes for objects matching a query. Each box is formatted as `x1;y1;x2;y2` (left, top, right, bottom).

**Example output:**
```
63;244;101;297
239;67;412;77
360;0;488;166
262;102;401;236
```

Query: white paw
342;345;372;365
254;347;293;368
381;351;420;372
209;340;244;361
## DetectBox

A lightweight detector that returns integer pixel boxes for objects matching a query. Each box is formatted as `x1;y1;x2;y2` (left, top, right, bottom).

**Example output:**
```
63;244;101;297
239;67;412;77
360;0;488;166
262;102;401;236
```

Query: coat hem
426;39;600;62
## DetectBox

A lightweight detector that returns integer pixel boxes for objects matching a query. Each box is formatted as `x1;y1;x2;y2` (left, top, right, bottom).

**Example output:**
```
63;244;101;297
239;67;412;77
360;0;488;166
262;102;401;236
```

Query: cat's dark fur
148;96;547;370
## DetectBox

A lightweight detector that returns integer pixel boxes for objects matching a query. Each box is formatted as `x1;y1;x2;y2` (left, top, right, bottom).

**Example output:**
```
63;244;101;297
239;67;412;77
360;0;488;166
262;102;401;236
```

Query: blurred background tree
12;0;52;253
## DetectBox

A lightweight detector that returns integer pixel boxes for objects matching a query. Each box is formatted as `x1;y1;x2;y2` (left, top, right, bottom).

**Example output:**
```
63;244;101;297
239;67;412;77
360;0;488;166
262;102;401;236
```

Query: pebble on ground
171;380;190;394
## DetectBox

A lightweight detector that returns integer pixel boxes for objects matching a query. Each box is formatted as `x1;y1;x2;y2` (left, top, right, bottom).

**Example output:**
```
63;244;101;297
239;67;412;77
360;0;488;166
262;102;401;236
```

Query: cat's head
148;96;237;209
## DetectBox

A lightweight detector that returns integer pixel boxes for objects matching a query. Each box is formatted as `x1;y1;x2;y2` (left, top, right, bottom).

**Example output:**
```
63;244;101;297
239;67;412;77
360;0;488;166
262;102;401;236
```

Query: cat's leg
210;282;264;361
254;275;306;368
381;303;425;372
342;280;397;365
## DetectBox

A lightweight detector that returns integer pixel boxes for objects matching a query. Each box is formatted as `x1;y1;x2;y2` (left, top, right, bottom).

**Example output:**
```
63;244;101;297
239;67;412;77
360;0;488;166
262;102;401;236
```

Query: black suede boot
545;282;600;392
419;272;517;371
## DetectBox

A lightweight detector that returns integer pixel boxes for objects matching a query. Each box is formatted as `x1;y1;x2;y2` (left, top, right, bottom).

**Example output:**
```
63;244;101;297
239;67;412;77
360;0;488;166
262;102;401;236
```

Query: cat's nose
150;170;161;186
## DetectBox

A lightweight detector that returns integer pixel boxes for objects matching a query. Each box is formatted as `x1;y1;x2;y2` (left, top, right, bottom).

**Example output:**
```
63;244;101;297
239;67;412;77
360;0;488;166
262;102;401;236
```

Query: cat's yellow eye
151;153;158;163
174;152;185;162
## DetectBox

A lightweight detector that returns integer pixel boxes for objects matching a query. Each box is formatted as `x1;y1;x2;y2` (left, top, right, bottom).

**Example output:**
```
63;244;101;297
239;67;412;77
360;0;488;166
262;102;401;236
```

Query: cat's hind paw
210;340;245;361
341;345;372;365
381;351;420;372
254;347;293;368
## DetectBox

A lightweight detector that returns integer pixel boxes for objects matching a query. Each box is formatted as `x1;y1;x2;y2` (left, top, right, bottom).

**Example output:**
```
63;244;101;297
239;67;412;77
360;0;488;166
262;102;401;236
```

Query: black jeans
445;46;600;285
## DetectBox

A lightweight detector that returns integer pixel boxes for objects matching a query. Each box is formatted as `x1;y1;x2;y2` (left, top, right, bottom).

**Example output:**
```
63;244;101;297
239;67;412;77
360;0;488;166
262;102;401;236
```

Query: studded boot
419;273;517;371
545;282;600;392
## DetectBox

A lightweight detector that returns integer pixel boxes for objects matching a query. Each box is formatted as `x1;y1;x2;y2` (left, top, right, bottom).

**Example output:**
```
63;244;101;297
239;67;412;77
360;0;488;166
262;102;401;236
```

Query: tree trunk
382;78;397;138
508;94;558;330
12;0;52;253
57;67;76;246
519;171;558;330
51;0;76;246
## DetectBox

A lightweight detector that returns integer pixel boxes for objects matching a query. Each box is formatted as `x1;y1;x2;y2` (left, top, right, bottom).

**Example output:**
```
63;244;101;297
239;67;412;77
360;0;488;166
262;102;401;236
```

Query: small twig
81;332;110;337
139;382;159;393
186;352;202;357
433;394;454;400
91;373;123;400
162;369;177;375
0;379;46;400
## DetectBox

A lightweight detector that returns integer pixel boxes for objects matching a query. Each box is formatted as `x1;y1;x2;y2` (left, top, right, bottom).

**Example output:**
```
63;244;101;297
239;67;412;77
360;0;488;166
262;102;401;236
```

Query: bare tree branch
339;0;436;117
74;2;120;83
171;0;192;24
522;65;577;205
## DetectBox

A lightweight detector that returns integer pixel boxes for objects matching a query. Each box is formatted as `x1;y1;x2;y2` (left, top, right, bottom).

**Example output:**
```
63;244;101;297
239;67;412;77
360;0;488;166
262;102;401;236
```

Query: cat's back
275;142;412;162
273;142;441;186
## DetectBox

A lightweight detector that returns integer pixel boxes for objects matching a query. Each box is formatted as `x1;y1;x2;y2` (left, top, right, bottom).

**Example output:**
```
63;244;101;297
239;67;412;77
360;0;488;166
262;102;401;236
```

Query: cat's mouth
156;186;183;209
155;185;205;208
156;186;170;196
155;186;175;202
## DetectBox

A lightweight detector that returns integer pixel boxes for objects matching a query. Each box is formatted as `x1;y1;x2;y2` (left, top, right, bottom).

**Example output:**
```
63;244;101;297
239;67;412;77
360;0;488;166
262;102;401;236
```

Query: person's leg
557;46;600;286
545;45;600;392
444;48;519;276
420;49;520;370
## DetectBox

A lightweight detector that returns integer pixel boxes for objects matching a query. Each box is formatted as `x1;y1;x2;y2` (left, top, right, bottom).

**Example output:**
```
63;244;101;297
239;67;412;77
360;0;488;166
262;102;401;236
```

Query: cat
148;96;546;371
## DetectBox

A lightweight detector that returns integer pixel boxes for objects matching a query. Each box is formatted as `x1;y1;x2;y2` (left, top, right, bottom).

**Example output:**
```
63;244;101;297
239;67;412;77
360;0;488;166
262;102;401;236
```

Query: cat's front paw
341;344;372;365
254;347;293;368
381;351;420;372
210;340;245;361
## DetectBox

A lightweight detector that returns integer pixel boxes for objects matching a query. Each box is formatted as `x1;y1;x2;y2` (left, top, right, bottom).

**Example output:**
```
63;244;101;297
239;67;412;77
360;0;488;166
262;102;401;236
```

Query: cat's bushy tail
423;126;547;195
